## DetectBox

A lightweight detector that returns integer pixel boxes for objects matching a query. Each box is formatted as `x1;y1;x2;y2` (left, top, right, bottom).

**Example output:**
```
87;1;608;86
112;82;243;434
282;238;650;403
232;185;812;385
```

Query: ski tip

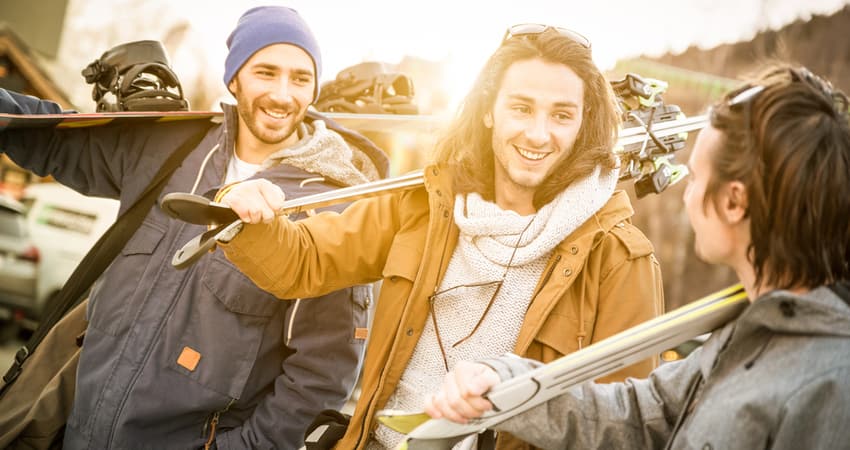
376;410;431;434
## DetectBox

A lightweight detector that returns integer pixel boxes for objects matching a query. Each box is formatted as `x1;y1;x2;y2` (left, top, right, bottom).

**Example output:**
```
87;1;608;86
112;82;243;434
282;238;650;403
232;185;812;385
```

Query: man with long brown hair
218;25;663;449
425;64;850;450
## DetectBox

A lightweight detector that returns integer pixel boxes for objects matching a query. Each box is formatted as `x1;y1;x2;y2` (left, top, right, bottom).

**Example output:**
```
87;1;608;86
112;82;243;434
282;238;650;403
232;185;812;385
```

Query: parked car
0;183;118;338
0;194;39;340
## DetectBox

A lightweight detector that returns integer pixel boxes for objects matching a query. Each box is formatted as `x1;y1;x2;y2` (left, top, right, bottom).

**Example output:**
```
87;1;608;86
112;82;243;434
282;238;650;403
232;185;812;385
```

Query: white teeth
516;146;547;161
264;109;289;119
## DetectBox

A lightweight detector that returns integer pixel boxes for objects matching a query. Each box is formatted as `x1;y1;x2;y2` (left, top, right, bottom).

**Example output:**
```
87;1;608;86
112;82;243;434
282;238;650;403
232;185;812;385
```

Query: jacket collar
698;286;850;378
216;104;390;179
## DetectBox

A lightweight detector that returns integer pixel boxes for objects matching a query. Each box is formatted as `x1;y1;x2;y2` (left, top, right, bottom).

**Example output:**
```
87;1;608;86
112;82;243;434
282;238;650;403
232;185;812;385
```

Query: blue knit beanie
224;6;322;101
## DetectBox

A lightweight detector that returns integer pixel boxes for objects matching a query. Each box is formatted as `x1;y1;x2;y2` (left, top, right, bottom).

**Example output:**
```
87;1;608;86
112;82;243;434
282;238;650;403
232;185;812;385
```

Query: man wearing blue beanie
224;6;322;100
0;5;389;450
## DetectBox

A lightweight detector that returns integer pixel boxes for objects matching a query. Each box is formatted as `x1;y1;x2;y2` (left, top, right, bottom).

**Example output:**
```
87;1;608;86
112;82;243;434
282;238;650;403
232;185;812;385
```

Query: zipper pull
203;412;220;450
204;398;235;450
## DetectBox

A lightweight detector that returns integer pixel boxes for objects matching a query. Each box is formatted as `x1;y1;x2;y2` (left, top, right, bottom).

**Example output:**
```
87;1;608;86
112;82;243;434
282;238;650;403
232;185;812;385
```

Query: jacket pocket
87;219;165;336
166;255;282;399
381;236;422;282
533;313;582;359
202;255;280;317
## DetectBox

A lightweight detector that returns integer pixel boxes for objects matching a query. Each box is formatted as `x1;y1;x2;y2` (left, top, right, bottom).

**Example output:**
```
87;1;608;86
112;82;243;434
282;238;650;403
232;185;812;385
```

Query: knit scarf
262;119;381;184
370;165;618;450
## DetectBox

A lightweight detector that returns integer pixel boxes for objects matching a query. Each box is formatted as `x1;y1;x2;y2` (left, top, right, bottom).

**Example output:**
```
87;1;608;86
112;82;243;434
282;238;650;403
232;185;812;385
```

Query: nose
524;113;551;147
267;79;294;105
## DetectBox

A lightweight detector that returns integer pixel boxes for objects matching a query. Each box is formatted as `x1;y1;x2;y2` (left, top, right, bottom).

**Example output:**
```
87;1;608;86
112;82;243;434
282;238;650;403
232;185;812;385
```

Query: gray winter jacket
0;89;389;450
488;285;850;450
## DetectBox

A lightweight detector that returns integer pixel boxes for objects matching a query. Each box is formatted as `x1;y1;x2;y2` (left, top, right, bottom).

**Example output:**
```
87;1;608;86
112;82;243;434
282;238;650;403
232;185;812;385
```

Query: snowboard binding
81;40;189;112
611;73;689;198
315;61;418;115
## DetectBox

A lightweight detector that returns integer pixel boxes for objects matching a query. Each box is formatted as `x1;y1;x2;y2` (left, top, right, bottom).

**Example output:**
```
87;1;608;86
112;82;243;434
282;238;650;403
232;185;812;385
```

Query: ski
0;110;706;141
378;284;748;449
161;110;708;268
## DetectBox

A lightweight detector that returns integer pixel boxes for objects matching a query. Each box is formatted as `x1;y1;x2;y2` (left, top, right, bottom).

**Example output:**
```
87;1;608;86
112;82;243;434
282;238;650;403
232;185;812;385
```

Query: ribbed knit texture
369;166;617;449
262;119;381;185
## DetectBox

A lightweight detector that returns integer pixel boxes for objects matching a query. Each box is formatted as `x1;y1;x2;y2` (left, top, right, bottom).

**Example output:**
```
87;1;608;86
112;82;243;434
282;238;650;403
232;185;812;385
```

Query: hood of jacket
738;286;850;338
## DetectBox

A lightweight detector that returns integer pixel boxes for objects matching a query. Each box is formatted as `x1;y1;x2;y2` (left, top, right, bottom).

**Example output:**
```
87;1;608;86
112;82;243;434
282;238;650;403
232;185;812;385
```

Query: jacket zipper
203;398;235;450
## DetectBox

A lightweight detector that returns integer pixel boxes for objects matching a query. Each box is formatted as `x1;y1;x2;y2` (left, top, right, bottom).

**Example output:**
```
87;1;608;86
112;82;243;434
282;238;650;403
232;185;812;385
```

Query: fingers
424;362;499;424
221;179;285;224
259;181;286;212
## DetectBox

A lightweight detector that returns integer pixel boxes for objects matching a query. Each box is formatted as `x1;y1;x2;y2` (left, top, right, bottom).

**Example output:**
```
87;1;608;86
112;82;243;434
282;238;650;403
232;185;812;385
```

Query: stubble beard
233;87;307;146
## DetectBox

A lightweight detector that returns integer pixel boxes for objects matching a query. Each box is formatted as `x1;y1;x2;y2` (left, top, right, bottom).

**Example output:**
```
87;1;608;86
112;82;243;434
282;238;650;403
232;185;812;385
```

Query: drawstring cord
190;143;221;194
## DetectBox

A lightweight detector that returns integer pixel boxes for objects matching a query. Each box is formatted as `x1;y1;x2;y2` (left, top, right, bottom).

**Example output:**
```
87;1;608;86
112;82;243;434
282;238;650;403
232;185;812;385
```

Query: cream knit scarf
370;165;618;450
262;119;381;184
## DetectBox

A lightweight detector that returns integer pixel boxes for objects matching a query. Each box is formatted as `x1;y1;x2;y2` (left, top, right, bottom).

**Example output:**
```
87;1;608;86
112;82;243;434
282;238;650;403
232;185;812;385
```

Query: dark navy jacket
0;89;389;449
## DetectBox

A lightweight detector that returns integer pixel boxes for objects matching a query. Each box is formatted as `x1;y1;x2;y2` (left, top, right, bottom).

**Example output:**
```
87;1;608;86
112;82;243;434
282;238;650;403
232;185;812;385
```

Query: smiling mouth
514;145;549;161
262;108;291;120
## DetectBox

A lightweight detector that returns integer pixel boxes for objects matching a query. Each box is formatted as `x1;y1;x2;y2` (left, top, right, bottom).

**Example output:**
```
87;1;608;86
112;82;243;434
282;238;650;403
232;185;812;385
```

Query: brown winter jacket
222;164;664;450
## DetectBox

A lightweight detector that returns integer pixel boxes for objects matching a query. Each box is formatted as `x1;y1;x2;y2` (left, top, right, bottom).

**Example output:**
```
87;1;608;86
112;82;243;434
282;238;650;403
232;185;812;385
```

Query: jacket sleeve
0;88;168;199
493;352;700;450
221;187;422;299
0;88;119;197
0;88;66;114
593;234;665;382
771;366;850;450
216;286;370;450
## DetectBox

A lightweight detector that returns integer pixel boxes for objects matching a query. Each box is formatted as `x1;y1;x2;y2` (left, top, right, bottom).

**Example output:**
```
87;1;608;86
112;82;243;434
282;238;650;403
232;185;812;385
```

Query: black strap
1;123;211;393
303;409;351;450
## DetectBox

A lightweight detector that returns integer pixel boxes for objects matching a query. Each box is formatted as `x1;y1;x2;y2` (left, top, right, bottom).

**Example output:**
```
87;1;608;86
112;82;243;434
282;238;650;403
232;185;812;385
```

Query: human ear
483;112;493;128
228;78;237;96
722;181;749;223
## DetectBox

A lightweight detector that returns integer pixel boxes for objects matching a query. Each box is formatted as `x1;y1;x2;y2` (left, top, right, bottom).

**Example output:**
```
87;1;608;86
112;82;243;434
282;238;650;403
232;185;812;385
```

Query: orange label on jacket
178;346;201;371
354;328;369;340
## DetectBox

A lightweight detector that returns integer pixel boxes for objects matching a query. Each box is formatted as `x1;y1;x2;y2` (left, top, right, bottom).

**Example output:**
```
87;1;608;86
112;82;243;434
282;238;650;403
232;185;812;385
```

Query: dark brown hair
708;64;850;290
432;28;619;210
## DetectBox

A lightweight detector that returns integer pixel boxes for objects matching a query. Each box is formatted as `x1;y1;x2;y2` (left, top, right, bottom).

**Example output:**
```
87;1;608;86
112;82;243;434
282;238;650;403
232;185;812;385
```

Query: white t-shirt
225;153;263;184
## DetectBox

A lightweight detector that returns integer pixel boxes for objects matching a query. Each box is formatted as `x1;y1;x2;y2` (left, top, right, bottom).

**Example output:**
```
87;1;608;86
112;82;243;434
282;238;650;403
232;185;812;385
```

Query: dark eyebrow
552;101;580;109
292;68;314;78
251;63;314;78
252;63;279;71
506;94;579;109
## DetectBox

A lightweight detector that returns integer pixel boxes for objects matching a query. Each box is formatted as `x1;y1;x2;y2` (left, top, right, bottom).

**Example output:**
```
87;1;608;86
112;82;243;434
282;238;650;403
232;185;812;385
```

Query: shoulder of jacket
587;191;655;260
607;220;655;260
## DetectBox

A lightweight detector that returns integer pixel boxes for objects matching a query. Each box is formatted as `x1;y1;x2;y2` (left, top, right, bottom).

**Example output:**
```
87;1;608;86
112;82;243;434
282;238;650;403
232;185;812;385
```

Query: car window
0;207;27;237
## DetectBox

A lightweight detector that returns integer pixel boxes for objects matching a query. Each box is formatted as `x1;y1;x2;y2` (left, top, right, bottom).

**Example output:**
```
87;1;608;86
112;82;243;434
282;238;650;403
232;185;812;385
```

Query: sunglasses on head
502;23;591;49
728;67;847;111
727;84;765;109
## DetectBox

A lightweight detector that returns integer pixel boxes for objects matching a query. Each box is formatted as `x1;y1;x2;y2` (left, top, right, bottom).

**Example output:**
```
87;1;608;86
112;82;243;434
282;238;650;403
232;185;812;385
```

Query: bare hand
220;179;285;224
424;361;501;424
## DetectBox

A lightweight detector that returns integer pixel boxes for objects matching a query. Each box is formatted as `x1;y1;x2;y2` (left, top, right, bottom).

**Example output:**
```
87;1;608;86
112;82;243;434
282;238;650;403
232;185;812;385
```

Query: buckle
2;345;30;384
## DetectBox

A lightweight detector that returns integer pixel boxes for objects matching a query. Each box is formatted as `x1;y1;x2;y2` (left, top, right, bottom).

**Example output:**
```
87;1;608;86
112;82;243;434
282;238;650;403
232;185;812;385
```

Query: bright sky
58;0;850;111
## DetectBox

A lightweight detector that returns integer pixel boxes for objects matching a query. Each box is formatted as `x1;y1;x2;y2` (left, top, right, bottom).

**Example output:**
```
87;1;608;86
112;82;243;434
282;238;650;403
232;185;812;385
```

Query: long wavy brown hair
432;28;619;210
708;63;850;290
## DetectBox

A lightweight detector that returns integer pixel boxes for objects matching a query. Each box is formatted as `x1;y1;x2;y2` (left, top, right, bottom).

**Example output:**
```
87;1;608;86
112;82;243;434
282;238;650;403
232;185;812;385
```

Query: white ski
379;284;748;448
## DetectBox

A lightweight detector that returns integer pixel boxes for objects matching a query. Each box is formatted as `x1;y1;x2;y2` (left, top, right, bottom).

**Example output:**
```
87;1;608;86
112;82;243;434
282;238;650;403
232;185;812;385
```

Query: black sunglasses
502;23;591;49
